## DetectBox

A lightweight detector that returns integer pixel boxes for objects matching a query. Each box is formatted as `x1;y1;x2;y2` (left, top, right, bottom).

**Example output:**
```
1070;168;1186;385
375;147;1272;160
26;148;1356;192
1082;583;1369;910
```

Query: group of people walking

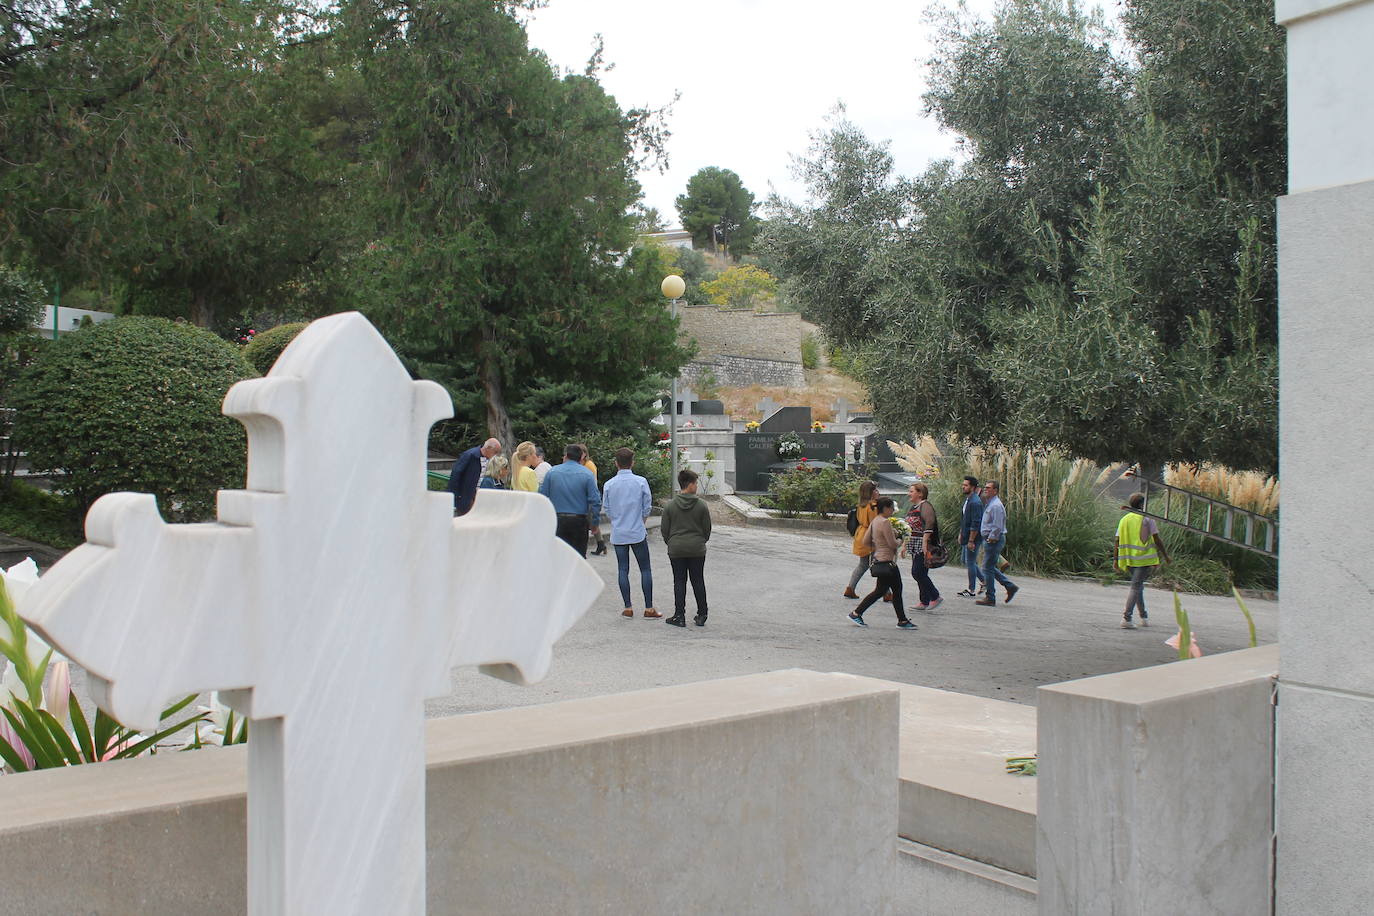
844;475;1019;629
447;439;711;628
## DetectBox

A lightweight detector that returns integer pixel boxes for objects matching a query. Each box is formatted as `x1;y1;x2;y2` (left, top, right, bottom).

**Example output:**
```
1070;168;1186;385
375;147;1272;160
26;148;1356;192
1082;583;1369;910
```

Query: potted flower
744;420;761;432
776;431;805;460
811;420;825;432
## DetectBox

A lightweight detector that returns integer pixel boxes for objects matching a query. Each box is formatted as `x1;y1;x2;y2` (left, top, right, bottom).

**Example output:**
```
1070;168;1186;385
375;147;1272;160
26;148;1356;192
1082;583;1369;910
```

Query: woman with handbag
843;480;880;599
902;482;943;611
848;497;917;630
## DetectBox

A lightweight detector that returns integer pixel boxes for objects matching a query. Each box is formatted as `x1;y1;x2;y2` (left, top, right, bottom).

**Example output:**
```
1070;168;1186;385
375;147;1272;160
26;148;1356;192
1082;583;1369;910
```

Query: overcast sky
522;1;999;228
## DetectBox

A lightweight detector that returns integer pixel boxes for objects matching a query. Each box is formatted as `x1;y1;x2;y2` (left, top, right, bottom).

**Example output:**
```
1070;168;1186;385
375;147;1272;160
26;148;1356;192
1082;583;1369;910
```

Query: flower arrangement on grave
811;421;825;431
0;559;209;773
888;516;911;542
776;431;805;460
744;420;760;432
656;432;670;447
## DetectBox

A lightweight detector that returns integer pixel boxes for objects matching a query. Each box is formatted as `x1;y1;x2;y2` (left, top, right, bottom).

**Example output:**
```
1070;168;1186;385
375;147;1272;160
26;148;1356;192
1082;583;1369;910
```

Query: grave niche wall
734;432;847;492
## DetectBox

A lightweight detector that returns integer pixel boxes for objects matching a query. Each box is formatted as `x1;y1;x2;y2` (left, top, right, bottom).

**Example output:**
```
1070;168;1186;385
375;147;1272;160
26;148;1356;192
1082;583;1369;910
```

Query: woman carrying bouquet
843;480;880;599
902;482;942;611
848;497;917;630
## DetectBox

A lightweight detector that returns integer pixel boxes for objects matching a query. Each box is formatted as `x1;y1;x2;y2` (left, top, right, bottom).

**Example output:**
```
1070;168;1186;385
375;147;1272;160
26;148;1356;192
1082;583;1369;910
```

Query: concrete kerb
721;493;849;533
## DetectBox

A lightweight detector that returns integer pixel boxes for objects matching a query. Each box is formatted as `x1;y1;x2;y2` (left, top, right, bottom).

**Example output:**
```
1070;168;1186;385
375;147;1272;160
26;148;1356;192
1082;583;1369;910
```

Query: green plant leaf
67;693;96;763
37;708;83;766
0;726;32;772
113;713;208;760
159;693;198;721
93;706;119;761
8;702;64;768
1173;591;1192;661
1232;586;1258;648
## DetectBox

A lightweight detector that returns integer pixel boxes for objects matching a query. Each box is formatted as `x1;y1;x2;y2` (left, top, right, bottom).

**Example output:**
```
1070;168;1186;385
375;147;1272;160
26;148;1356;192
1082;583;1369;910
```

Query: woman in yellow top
578;443;607;556
512;441;540;492
843;480;880;599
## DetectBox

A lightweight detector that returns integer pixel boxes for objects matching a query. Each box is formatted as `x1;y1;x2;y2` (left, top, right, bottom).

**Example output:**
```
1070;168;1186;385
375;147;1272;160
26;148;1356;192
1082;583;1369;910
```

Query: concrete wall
678;305;803;361
1036;646;1278;916
0;670;898;916
683;355;805;389
1276;2;1374;911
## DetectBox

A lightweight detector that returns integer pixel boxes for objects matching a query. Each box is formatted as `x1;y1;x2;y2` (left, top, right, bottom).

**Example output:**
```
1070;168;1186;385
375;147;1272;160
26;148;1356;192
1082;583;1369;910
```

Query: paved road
426;522;1279;717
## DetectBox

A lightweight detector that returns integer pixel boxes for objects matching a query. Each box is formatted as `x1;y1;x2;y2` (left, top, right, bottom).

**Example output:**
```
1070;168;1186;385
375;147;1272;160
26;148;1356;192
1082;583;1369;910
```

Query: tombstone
758;406;812;433
19;312;601;916
676;386;697;416
831;398;854;424
755;397;779;417
694;399;725;415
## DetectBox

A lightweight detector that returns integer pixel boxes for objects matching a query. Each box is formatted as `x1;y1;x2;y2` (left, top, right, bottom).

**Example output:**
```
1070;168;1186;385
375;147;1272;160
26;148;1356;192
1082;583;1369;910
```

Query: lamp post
661;274;686;490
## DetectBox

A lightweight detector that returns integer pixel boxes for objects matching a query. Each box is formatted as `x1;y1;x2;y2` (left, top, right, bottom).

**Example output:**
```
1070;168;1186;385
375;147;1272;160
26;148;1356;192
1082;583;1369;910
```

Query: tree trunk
479;342;515;452
191;288;215;329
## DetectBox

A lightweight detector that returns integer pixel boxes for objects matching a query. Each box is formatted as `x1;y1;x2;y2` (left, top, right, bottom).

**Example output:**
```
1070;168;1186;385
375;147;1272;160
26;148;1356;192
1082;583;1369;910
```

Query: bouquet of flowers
811;420;826;432
888;516;911;541
744;420;761;432
776;431;805;460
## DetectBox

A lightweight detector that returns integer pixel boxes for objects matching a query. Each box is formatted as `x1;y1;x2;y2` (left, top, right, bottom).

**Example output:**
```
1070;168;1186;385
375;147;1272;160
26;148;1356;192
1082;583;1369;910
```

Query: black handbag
921;513;949;569
871;559;898;577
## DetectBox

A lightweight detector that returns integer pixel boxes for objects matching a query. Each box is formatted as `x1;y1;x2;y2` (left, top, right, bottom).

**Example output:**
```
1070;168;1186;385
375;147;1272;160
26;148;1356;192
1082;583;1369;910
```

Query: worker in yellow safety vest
1113;492;1171;629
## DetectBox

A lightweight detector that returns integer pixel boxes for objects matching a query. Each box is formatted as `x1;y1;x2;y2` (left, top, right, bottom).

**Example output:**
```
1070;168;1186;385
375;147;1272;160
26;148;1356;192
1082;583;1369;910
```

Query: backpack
845;507;860;536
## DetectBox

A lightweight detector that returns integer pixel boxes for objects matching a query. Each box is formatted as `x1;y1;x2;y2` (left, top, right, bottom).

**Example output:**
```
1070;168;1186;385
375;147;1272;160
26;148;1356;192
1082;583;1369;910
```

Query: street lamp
661;274;686;490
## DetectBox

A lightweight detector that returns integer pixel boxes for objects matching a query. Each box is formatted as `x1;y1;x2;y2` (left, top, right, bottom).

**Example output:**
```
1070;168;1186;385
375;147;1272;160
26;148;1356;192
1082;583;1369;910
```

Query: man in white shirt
533;447;553;484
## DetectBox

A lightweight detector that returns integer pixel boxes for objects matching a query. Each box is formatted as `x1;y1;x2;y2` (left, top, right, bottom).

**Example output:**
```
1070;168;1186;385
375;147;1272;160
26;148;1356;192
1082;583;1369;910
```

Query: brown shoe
842;588;860;599
643;608;663;619
883;594;893;603
621;608;634;618
975;598;996;607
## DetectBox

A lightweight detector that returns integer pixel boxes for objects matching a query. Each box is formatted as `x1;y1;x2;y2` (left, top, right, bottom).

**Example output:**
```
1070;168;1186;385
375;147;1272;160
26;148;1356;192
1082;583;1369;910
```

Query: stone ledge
847;676;1038;877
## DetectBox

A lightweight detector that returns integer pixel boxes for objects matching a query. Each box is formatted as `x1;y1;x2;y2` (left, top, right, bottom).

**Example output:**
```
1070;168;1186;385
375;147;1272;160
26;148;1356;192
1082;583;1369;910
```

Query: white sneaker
1139;616;1150;627
1120;619;1136;629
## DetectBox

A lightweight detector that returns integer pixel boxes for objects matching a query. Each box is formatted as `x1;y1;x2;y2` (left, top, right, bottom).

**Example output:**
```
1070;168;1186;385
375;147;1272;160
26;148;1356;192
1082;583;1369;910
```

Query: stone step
895;838;1037;915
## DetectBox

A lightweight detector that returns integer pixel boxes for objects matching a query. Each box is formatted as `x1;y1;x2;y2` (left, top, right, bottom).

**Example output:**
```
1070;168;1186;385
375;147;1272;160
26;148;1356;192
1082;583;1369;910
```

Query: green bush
0;266;46;335
10;317;254;522
241;322;307;375
800;332;820;370
766;461;858;517
0;480;83;548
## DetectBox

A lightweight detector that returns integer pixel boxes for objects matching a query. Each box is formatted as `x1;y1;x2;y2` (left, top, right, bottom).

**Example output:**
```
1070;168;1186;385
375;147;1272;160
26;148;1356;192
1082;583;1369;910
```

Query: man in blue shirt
957;475;986;598
539;443;601;557
975;480;1020;606
602;447;659;619
447;438;501;516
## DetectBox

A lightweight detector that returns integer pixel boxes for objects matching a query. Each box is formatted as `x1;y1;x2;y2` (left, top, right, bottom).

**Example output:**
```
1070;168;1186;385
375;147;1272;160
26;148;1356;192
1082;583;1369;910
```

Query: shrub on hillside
10;317;254;522
241;322;307;375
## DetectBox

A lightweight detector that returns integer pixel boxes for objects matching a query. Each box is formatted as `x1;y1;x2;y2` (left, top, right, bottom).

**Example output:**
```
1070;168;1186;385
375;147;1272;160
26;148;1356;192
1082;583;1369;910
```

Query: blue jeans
963;535;985;591
981;538;1016;601
614;540;653;609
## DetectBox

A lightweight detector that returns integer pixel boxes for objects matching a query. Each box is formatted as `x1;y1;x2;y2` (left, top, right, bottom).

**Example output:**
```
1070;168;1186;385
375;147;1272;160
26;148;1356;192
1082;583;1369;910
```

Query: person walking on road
902;482;942;611
1114;492;1171;628
975;481;1020;607
447;438;502;516
603;447;660;620
849;497;918;630
539;444;601;558
843;480;880;599
661;468;712;628
956;475;986;598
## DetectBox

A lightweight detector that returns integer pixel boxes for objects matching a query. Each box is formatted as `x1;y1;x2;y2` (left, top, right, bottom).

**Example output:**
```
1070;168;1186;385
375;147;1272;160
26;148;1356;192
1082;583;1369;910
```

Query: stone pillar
1276;1;1374;911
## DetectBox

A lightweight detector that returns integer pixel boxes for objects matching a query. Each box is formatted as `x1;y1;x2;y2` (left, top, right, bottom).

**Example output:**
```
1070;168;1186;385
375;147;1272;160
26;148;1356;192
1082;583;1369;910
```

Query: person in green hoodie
661;468;713;628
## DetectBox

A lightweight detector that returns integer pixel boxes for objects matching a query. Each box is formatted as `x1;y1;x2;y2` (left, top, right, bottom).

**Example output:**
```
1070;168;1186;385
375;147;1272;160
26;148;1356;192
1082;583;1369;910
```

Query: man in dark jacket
957;475;986;597
447;438;502;516
660;468;712;628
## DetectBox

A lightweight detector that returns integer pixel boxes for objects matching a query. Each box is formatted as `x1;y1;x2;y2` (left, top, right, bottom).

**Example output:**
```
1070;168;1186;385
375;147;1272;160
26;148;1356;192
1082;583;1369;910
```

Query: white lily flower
44;659;70;723
1;557;39;606
1;663;27;705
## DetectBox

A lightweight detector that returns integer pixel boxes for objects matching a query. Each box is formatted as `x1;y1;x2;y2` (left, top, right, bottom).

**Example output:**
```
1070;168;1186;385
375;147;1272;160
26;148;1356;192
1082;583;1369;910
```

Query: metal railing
1124;468;1278;558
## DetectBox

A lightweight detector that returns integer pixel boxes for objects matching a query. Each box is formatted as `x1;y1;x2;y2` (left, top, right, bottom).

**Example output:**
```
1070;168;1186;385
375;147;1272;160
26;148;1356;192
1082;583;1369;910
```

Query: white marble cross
676;386;697;415
832;398;853;423
20;313;601;915
756;397;779;417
